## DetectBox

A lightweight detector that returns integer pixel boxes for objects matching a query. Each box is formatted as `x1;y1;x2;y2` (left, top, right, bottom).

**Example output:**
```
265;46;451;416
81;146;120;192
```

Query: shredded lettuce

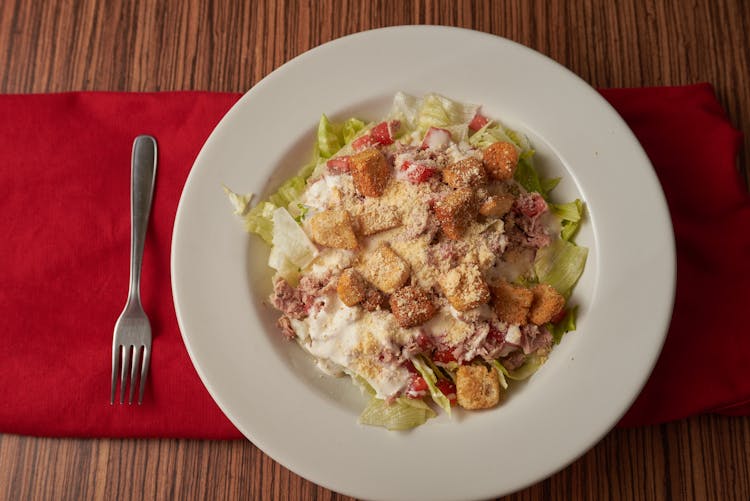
342;117;366;144
358;396;436;431
534;238;588;298
493;356;545;381
267;207;318;283
549;305;578;344
550;199;585;241
514;157;544;195
244;201;276;244
387;92;478;136
413;357;452;416
490;360;509;389
316;114;343;159
222;186;253;216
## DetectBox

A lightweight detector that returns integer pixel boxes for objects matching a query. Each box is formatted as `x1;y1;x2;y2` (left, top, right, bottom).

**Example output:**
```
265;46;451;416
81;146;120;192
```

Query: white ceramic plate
172;26;675;500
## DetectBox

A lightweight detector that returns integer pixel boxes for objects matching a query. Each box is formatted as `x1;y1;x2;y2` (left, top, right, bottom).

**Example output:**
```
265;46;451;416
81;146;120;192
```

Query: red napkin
0;85;746;438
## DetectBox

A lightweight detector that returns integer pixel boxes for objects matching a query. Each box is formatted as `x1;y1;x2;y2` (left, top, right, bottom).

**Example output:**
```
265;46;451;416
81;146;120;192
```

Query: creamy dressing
292;294;411;398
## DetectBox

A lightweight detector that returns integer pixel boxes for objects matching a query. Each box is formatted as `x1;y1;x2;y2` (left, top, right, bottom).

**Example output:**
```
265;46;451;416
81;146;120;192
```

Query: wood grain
1;0;749;499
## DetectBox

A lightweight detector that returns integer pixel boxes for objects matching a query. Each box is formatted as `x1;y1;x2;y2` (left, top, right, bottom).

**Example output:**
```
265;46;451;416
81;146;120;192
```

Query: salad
226;93;587;430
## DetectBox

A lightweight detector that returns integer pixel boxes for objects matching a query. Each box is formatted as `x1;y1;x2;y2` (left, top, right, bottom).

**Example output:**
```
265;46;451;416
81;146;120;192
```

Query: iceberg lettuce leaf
534;238;588;298
358;396;436;431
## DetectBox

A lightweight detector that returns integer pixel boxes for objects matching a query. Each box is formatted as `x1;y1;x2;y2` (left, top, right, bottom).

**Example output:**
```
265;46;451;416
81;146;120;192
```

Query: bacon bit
420;127;452;150
469;113;489;131
326;156;351;174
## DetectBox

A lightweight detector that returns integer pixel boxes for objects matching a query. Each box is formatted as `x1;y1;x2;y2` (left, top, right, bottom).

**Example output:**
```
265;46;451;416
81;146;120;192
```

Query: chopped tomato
416;332;433;351
436;379;457;406
352;134;376;150
403;359;418;374
420;126;452;150
551;307;567;324
406;163;435;183
487;325;504;343
432;348;456;363
469;113;489;131
405;375;428;398
370;120;400;145
326;156;351;174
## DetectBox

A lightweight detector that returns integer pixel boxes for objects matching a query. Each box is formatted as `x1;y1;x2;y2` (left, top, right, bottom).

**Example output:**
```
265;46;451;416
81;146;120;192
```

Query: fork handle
128;135;157;304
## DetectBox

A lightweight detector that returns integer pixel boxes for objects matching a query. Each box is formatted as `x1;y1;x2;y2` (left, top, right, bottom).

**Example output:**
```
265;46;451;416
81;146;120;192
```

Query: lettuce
244;201;276;244
358;396;436;431
549;305;578;345
550;199;585;241
387;92;478;136
222;186;253;217
413;357;452;416
267;207;318;283
493;356;545;381
490;361;509;389
534;238;588;298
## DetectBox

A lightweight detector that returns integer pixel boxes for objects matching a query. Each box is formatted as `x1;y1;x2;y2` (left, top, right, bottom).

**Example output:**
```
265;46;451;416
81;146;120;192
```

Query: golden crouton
350;148;391;197
483;142;519;181
309;209;358;250
389;285;436;328
492;280;533;325
439;263;490;311
337;268;367;307
442;157;487;188
357;206;401;236
358;244;410;294
434;187;477;240
529;284;565;325
456;364;501;410
479;193;515;218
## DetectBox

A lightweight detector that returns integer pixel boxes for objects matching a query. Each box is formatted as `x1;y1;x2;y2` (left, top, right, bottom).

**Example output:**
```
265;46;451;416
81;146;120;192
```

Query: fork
111;135;157;405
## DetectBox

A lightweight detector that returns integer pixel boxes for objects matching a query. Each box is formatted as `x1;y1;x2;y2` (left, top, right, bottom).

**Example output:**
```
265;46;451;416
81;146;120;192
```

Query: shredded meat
270;278;306;320
276;315;296;340
519;324;553;355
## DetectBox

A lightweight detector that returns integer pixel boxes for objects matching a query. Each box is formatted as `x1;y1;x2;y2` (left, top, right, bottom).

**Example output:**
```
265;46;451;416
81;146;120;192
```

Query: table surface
1;1;749;500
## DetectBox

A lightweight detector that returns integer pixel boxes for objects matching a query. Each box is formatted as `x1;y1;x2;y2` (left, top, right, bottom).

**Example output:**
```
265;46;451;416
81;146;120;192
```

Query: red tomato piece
370;120;400;145
432;348;456;363
469;113;489;131
407;164;435;183
405;375;429;398
436;379;457;405
326;156;351;174
352;134;376;150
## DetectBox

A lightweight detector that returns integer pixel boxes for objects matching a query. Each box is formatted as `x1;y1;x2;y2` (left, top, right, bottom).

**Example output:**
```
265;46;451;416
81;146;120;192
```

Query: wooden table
1;1;748;499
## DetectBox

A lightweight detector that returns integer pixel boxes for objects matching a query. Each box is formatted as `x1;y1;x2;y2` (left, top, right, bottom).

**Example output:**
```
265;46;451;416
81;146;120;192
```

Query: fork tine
138;345;151;405
120;345;132;404
129;345;143;405
110;344;121;404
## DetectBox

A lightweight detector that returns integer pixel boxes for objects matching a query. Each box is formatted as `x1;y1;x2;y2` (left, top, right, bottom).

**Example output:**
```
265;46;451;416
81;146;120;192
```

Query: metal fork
111;135;157;405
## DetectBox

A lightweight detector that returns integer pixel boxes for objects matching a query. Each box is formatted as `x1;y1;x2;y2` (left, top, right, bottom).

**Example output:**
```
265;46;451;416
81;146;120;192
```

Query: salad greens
227;92;590;431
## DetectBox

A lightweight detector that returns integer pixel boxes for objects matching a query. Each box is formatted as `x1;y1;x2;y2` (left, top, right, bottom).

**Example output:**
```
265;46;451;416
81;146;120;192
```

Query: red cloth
0;86;746;438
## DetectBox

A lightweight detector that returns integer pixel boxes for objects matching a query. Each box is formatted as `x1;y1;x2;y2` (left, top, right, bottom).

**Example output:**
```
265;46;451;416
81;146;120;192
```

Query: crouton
479;193;515;218
358;244;410;294
357;206;401;236
337;268;367;307
309;209;358;249
491;280;533;325
439;263;490;311
456;364;501;410
350;148;391;197
442;157;487;188
529;284;565;325
483;142;519;181
361;287;387;312
389;285;436;328
434;187;477;240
